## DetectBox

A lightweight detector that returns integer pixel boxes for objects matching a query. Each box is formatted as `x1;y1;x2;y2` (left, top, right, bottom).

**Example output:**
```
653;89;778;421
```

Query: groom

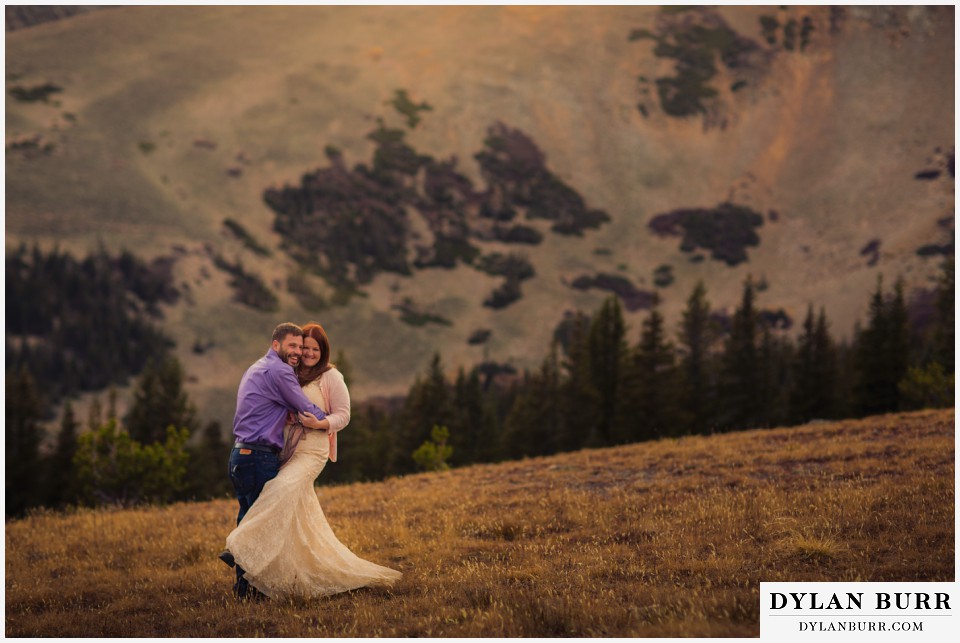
224;322;327;599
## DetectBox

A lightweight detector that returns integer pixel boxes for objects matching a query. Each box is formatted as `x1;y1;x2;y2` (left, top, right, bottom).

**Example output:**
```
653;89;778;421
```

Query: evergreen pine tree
619;307;683;442
718;278;762;429
5;367;44;516
478;384;505;461
790;305;838;423
449;367;489;465
184;420;232;500
886;278;911;410
45;400;81;507
933;257;954;374
106;387;118;422
677;281;718;434
834;334;858;419
855;277;889;415
855;276;910;415
327;402;391;483
450;368;476;463
559;314;602;448
393;353;453;474
125;356;198;444
87;396;103;431
125;358;162;443
587;296;628;444
791;305;818;423
813;307;839;418
502;347;564;457
756;323;793;428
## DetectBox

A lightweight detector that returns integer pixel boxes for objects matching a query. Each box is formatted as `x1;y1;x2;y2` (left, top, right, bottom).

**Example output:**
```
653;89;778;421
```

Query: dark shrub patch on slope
264;101;609;310
475;122;610;236
569;273;657;311
648;202;764;266
629;10;762;118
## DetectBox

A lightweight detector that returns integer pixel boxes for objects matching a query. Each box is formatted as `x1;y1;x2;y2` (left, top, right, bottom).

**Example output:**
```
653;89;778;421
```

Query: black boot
233;579;249;599
219;550;236;568
234;565;249;600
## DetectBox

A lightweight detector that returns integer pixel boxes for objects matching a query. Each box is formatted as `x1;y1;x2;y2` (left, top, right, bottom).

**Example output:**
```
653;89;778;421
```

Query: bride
220;322;402;598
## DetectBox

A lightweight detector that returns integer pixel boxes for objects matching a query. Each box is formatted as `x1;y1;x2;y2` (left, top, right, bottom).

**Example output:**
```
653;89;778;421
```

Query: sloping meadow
5;408;953;637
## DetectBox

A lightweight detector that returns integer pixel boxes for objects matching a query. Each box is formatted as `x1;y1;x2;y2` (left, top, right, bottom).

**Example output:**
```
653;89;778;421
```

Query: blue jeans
228;447;280;596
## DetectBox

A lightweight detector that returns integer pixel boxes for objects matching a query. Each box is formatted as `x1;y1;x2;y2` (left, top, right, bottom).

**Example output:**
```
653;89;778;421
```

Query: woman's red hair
296;322;334;387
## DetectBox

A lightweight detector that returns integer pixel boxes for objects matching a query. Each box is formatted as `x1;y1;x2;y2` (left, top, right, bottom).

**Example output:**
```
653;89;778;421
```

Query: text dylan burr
770;592;951;611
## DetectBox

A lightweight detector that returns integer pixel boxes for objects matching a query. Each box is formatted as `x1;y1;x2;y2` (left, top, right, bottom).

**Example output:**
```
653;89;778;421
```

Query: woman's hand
298;411;330;431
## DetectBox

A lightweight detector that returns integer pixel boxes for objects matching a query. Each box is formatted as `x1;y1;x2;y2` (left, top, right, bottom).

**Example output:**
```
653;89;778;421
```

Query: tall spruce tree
45;400;81;507
855;279;888;415
184;420;232;500
124;358;161;442
813;307;839;415
6;367;44;516
106;387;118;422
323;402;393;484
886;278;911;408
560;313;602;448
449;367;488;465
756;323;793;428
791;305;839;423
718;278;762;430
368;404;399;478
619;307;683;442
587;296;627;444
791;305;818;423
393;353;453;474
125;356;198;444
502;348;564;457
834;332;858;419
933;257;954;373
87;395;103;431
855;276;910;415
677;281;718;434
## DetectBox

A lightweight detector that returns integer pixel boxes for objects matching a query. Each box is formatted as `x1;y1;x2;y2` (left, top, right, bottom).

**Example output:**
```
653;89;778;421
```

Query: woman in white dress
221;322;402;598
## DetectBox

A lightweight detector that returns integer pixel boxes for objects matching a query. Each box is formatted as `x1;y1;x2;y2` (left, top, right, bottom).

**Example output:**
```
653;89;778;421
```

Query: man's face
273;333;303;367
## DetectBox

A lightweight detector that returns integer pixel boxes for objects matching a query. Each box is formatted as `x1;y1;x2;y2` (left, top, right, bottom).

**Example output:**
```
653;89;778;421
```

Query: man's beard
279;347;300;367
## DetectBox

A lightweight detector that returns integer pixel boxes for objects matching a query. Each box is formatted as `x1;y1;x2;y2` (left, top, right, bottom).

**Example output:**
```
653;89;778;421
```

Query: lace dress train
224;424;401;598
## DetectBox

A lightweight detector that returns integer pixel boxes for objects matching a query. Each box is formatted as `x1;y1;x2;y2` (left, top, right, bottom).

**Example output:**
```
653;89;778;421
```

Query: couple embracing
220;322;401;600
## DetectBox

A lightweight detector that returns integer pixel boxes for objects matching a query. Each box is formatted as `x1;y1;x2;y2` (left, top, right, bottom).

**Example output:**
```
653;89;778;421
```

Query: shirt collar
265;348;290;368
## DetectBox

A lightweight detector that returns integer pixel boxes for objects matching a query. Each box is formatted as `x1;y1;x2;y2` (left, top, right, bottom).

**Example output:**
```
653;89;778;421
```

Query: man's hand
298;411;326;430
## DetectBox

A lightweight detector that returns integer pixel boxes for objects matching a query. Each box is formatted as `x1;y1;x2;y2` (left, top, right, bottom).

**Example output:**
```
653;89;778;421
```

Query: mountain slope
5;6;954;423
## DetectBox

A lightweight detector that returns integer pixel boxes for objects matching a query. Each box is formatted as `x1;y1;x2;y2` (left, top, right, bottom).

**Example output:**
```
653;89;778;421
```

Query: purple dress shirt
232;349;327;451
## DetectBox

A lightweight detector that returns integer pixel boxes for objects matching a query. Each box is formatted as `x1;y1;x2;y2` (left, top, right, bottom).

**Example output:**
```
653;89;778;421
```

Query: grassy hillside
4;408;953;637
5;6;954;426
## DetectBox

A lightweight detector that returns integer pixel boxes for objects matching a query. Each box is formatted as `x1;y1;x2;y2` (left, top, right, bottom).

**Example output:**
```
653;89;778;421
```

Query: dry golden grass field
4;408;954;637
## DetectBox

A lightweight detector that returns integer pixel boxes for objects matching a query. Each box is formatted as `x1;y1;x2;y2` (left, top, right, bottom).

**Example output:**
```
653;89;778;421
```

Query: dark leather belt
233;441;280;454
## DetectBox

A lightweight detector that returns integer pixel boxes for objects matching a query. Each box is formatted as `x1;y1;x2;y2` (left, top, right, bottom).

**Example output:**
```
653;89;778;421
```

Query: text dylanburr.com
760;582;956;641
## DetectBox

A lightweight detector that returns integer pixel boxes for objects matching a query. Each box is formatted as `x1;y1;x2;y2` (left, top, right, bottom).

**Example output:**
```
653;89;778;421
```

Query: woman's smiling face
301;336;321;368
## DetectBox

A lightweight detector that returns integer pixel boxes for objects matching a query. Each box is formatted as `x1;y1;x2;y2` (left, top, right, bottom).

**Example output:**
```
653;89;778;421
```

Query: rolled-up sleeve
324;369;351;433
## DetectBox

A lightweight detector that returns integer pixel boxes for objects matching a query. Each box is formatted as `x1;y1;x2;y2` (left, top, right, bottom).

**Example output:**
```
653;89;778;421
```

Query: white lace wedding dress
224;373;401;598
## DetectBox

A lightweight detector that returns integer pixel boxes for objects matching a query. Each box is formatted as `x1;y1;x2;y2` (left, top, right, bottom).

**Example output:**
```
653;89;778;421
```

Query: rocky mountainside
5;5;953;428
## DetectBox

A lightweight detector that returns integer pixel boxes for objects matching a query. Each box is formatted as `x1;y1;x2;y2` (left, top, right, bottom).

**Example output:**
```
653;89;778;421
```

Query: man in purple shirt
225;322;327;599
